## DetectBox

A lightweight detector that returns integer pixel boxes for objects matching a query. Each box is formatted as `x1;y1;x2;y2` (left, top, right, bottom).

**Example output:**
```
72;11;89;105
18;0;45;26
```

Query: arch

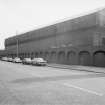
27;53;30;58
40;52;43;57
18;53;21;58
15;54;17;57
20;53;24;59
58;51;65;64
25;53;27;58
51;51;56;63
24;53;26;58
35;52;39;57
22;53;25;58
31;52;34;59
79;51;91;66
44;52;49;61
67;51;76;65
93;51;105;67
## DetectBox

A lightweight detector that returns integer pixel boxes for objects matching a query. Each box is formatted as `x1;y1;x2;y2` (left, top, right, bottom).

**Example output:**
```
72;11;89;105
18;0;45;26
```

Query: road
0;61;105;105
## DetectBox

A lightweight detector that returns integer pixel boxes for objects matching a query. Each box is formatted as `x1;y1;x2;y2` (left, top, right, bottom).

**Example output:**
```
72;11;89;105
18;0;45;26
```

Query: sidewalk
48;64;105;73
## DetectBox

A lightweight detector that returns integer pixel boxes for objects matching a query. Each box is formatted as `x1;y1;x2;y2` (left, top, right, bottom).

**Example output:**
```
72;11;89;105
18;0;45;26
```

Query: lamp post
16;31;19;57
16;39;19;57
55;25;57;48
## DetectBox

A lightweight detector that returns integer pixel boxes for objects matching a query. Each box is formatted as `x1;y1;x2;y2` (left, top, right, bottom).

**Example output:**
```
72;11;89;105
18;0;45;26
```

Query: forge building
4;8;105;67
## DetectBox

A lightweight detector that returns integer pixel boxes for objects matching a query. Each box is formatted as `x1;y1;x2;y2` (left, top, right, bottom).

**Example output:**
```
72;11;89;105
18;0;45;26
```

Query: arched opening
34;52;36;58
15;54;17;57
22;53;25;58
27;53;30;58
25;53;27;58
67;51;76;65
20;53;23;59
35;52;38;57
31;52;34;59
51;51;56;63
79;51;91;66
45;52;49;61
93;51;105;67
58;51;65;64
40;52;43;57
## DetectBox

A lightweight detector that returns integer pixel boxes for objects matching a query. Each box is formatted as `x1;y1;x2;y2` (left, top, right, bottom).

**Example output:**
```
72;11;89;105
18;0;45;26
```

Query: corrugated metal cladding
4;8;105;67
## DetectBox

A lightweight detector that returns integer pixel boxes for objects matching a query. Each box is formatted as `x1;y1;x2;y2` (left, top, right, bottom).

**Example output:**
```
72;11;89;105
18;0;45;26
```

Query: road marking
63;83;103;96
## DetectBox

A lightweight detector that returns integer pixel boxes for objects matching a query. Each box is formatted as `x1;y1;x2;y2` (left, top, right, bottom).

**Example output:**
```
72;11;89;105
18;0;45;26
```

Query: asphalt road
0;61;105;105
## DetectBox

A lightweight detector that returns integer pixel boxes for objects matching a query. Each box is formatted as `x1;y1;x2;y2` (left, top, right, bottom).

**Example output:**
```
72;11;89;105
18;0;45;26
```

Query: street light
16;39;19;57
16;31;19;57
54;25;57;48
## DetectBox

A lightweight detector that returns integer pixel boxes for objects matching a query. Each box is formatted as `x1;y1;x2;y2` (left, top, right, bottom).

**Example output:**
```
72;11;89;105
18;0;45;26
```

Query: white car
32;58;47;66
13;57;22;63
1;57;8;61
7;57;13;62
22;58;32;65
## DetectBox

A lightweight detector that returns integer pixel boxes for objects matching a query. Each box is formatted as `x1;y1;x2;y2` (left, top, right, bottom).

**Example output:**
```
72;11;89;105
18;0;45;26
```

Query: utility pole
55;25;57;48
16;39;19;57
16;31;19;57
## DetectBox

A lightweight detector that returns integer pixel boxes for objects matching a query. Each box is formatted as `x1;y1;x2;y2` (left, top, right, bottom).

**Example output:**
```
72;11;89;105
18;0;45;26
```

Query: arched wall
7;46;105;67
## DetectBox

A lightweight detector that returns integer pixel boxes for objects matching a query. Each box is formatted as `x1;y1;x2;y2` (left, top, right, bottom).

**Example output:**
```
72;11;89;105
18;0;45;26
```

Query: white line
63;83;103;96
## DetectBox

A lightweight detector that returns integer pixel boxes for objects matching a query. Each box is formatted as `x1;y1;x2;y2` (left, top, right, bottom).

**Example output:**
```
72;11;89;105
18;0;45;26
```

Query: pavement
48;63;105;73
0;61;105;105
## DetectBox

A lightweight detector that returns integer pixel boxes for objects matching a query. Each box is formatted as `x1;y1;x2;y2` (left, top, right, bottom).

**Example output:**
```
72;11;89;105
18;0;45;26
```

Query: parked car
22;58;32;65
32;58;47;66
1;57;8;61
7;57;13;62
13;57;22;63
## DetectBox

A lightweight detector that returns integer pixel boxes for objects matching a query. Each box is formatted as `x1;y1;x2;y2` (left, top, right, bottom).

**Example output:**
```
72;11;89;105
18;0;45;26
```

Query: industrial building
4;8;105;67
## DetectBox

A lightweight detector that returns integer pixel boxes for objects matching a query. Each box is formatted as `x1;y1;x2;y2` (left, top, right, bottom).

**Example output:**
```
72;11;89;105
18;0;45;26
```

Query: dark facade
4;8;105;67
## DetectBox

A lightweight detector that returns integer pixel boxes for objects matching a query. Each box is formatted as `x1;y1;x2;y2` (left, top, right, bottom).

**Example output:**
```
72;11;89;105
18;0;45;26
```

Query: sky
0;0;105;49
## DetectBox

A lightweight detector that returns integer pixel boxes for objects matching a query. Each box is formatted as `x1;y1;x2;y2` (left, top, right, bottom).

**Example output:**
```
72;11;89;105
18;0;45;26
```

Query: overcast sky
0;0;105;49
